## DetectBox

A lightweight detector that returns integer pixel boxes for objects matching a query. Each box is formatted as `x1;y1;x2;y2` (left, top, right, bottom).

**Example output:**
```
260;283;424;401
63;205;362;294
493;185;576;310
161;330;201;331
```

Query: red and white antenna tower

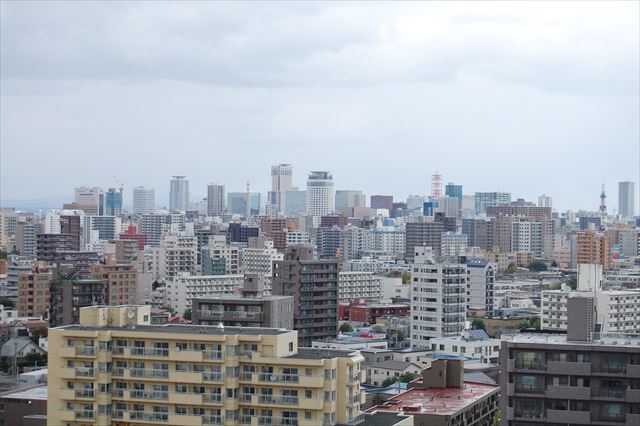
599;184;607;215
431;171;442;199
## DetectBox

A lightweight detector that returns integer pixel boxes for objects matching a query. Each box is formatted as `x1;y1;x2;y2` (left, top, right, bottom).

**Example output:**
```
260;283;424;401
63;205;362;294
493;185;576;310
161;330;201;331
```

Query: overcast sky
1;1;638;212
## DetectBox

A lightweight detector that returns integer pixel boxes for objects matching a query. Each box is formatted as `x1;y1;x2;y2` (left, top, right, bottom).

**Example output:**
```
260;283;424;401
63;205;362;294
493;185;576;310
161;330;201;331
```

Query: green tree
400;372;416;383
567;276;577;290
402;272;411;284
339;323;353;333
530;316;541;330
388;329;405;342
528;261;548;272
506;263;517;273
471;318;486;331
492;410;501;426
183;308;192;321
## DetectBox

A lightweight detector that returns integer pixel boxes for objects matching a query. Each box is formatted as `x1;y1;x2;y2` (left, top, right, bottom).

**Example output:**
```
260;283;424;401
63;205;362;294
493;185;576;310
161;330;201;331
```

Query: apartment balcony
347;394;362;405
257;394;299;406
258;417;298;426
112;388;125;398
514;384;545;395
129;389;169;400
626;388;640;403
202;394;224;404
513;410;545;421
547;360;591;375
73;346;96;357
130;411;169;422
171;392;203;405
130;347;170;357
546;385;591;400
130;368;169;379
592;388;627;400
75;410;96;420
591;412;626;423
202;372;224;382
628;364;640;378
74;388;96;399
203;350;224;361
547;409;591;424
172;371;204;384
75;367;95;378
347;372;361;384
112;345;127;355
258;372;300;384
298;397;324;410
202;415;224;425
170;348;205;362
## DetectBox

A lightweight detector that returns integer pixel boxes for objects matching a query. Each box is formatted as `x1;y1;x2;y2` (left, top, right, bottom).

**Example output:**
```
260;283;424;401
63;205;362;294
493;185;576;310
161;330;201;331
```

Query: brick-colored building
577;229;611;270
91;263;138;305
17;264;51;318
340;301;410;323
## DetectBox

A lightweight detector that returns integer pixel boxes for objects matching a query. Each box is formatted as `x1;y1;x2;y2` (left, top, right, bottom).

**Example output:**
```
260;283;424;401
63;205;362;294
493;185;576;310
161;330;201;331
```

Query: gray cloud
1;1;638;212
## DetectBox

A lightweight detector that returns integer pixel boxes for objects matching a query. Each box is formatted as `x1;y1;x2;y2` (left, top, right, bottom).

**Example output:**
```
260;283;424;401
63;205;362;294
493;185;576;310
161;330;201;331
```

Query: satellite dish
127;311;135;319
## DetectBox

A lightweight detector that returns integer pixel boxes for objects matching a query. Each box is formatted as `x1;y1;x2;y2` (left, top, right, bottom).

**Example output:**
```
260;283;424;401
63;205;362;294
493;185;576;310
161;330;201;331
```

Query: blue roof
468;329;490;340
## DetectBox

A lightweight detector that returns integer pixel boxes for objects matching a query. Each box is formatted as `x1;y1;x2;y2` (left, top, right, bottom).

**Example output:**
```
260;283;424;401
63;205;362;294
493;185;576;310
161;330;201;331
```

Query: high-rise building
60;214;82;251
370;195;393;211
272;245;339;347
44;210;61;233
284;190;307;214
153;235;198;281
91;263;138;305
618;181;635;218
335;190;366;210
465;258;495;317
576;229;611;270
132;186;155;215
227;192;261;216
306;171;335;216
410;247;466;345
169;176;189;212
440;232;468;261
74;186;105;216
445;183;463;206
500;297;640;426
15;220;38;259
337;271;383;303
17;264;51;317
48;271;107;327
85;215;120;242
405;221;444;262
47;304;366;426
537;193;553;209
36;233;75;262
474;192;511;214
268;163;294;214
207;183;225;216
105;187;123;216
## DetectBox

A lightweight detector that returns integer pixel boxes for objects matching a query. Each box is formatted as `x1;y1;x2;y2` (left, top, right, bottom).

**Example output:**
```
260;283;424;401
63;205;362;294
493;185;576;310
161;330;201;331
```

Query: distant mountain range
1;197;69;211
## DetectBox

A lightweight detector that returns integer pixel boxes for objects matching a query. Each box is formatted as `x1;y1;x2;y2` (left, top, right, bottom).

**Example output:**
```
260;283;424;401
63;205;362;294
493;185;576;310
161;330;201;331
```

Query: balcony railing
240;372;254;381
75;389;95;398
112;388;125;397
240;393;253;402
75;410;96;420
112;410;124;419
130;390;169;400
515;384;545;394
130;368;169;378
258;417;298;426
75;346;96;356
593;388;626;399
130;411;169;422
514;410;544;419
131;347;169;357
258;373;299;383
203;350;224;360
112;346;126;355
345;413;365;425
258;395;299;405
203;372;224;382
202;415;223;425
347;372;360;383
348;394;361;404
515;360;546;370
75;367;95;377
112;367;124;377
203;394;224;404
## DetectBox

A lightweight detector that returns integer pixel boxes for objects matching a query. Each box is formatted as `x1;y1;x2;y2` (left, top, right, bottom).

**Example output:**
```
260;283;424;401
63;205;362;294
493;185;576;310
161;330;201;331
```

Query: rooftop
287;348;360;360
363;412;412;426
57;323;292;336
366;381;498;417
502;332;640;348
368;360;416;371
0;384;47;400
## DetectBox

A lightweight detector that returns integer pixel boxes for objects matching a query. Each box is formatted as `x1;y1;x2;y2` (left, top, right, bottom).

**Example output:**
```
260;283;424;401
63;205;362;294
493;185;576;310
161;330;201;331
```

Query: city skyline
1;2;638;212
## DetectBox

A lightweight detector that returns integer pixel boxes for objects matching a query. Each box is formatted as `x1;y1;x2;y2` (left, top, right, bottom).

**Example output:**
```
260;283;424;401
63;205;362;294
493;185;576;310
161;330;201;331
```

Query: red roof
366;382;498;416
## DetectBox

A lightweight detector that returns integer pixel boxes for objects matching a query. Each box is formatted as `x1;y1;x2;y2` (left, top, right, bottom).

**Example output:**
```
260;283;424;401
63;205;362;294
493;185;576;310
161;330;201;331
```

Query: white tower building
132;187;155;215
306;171;335;216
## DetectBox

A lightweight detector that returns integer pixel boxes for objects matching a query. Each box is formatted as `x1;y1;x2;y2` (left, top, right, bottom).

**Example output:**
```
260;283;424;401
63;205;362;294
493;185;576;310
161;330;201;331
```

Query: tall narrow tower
245;181;251;219
431;172;442;199
599;184;607;215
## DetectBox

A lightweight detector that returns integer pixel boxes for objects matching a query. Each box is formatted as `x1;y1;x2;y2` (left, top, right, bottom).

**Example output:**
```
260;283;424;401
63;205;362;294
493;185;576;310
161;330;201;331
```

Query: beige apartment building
48;305;366;426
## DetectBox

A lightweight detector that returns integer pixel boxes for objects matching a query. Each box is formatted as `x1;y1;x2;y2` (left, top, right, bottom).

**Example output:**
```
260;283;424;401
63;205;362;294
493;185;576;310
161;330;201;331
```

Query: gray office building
618;181;636;218
192;295;294;329
169;176;189;212
405;221;444;263
272;245;339;347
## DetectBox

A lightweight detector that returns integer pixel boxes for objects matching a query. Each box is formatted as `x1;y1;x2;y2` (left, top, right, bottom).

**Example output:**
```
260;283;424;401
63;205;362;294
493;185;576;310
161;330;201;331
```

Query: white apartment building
410;246;466;346
165;272;244;313
541;288;640;333
132;186;155;215
153;235;198;281
440;232;468;261
306;171;335;216
429;330;501;364
286;231;311;247
338;271;383;303
511;219;543;257
43;210;61;234
240;240;283;276
466;258;495;317
380;277;410;303
205;236;240;275
343;258;410;275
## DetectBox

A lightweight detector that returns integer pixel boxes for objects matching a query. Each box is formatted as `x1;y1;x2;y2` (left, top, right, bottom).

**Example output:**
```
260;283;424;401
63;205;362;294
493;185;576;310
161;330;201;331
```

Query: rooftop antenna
245;180;251;219
431;171;442;200
599;184;607;216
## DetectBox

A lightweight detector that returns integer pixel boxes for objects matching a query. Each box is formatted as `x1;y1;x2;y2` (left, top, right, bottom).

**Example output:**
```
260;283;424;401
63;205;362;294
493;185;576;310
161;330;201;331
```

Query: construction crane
113;176;124;194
